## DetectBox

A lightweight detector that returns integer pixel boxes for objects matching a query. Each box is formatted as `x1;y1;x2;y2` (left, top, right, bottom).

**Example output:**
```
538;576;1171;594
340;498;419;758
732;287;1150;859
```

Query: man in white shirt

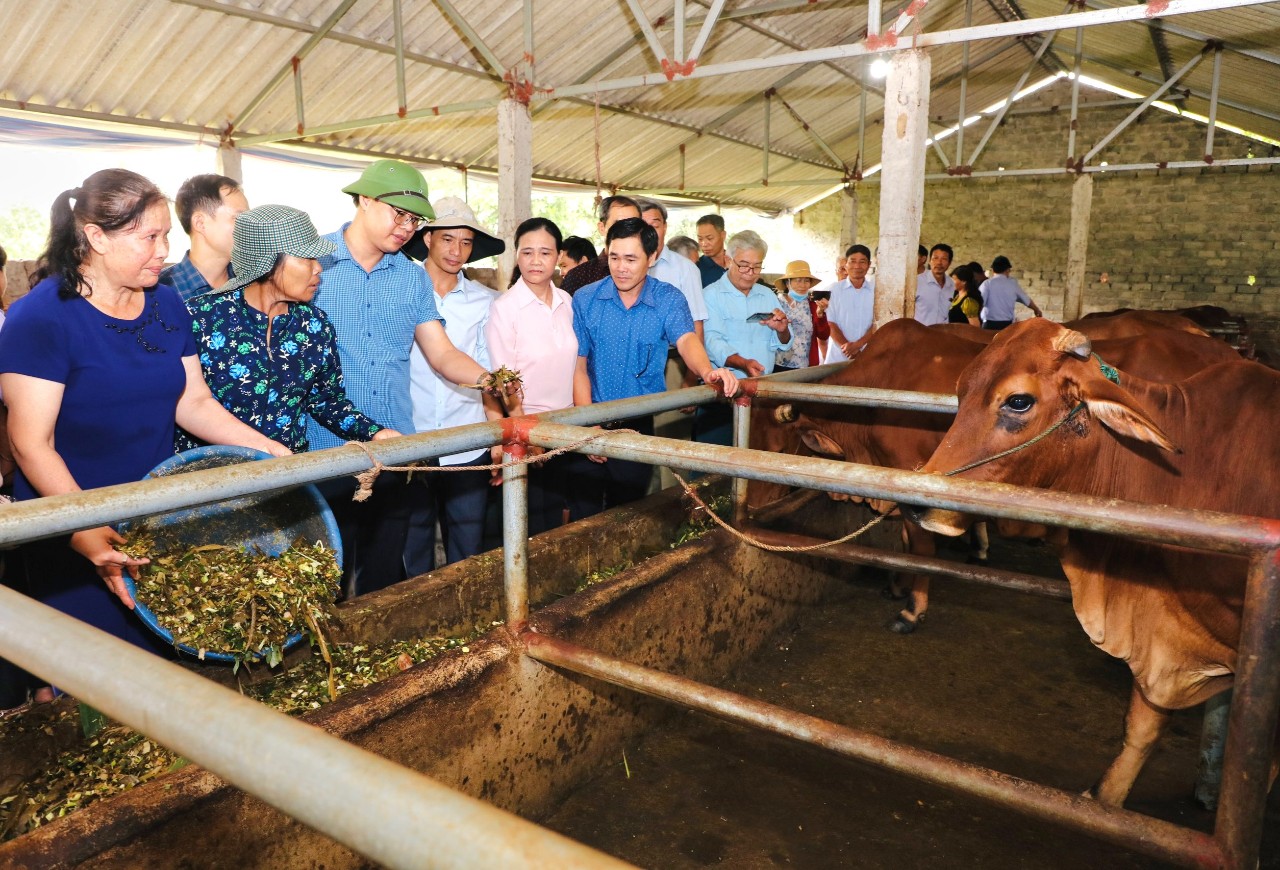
638;199;707;341
402;197;504;573
915;243;954;326
826;244;877;362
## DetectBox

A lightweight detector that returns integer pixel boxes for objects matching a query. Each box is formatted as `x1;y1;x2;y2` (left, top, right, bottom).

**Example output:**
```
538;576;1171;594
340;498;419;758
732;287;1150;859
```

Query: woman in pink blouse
484;218;578;533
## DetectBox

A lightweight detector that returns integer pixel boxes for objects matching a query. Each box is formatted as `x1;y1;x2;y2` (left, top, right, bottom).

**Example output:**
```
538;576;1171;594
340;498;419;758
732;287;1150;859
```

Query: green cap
210;205;336;296
341;159;435;219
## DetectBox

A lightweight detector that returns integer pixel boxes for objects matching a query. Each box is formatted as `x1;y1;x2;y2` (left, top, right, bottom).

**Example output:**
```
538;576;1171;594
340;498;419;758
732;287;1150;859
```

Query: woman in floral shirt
184;205;399;452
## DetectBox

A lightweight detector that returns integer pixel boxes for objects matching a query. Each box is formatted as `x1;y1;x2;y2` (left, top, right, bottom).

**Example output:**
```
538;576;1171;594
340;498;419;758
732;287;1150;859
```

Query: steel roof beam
433;0;507;77
230;0;358;132
538;0;1275;101
170;0;499;81
1081;51;1280;124
1147;17;1177;81
623;0;669;68
1081;45;1208;164
1082;0;1280;67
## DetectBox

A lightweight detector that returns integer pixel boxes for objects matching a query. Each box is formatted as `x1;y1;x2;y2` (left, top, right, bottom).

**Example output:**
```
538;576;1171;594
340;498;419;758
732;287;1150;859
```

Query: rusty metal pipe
743;526;1071;600
0;587;635;870
750;381;958;413
522;632;1224;868
1214;548;1280;869
524;422;1280;555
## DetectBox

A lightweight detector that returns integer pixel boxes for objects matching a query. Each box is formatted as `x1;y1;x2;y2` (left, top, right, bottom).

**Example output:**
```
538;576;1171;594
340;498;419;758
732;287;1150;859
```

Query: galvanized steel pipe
749;382;958;413
0;587;633;870
743;526;1072;600
522;632;1223;868
523;421;1280;555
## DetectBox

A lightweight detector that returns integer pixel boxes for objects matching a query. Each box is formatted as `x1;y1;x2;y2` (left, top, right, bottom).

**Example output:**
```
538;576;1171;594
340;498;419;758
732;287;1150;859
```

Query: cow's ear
800;428;846;458
1080;379;1179;452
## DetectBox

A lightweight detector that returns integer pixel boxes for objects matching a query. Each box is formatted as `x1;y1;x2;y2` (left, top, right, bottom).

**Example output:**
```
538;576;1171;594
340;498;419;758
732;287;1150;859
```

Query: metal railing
0;368;1275;868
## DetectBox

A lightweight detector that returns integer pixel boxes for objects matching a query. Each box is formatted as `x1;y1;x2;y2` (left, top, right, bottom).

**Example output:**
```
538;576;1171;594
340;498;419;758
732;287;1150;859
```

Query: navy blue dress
0;277;196;650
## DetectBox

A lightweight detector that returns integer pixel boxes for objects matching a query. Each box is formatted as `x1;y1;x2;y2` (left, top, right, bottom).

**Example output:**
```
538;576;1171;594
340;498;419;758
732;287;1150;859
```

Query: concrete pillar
1063;173;1093;321
216;143;243;182
497;97;533;289
874;50;931;326
839;185;858;253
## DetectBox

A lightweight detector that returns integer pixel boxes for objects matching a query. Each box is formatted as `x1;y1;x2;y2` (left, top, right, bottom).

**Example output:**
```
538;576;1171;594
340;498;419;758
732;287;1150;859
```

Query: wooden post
1063;173;1093;321
875;50;931;325
216;142;243;183
497;97;532;289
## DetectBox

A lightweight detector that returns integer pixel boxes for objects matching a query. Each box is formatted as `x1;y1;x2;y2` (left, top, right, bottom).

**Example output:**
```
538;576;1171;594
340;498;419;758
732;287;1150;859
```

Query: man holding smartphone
699;230;791;444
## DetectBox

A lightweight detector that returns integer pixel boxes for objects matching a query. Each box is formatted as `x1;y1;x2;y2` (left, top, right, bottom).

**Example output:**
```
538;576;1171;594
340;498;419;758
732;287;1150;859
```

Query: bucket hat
213;205;336;295
341;159;435;220
773;259;820;293
402;196;506;263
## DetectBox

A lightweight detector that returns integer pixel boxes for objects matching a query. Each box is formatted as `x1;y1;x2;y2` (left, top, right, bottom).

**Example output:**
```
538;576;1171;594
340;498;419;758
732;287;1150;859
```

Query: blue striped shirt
305;224;443;450
572;275;694;403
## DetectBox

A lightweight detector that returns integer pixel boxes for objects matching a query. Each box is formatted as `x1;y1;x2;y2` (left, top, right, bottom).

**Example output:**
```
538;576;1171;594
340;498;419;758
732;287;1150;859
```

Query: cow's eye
1002;394;1035;413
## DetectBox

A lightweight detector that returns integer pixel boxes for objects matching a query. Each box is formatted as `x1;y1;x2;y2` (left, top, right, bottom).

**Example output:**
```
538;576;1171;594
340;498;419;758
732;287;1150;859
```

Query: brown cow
910;318;1280;806
752;319;1242;633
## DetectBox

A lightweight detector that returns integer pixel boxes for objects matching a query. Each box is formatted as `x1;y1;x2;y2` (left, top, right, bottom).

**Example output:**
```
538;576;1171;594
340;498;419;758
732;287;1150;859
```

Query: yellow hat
774;260;820;293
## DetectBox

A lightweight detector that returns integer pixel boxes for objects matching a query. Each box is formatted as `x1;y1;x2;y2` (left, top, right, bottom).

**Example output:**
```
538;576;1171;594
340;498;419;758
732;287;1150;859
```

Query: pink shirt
484;277;577;414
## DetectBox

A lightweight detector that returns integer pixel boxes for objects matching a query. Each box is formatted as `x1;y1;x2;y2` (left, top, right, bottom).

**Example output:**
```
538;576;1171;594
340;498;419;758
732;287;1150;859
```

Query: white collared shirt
649;246;707;322
409;271;497;464
825;277;875;362
915;271;954;326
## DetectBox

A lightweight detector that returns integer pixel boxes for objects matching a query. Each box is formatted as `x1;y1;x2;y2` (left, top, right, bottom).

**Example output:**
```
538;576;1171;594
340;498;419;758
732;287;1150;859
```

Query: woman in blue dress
0;169;290;688
183;204;399;451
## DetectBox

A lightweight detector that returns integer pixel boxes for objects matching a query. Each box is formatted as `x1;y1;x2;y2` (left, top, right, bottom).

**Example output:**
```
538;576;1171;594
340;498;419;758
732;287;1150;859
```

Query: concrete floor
543;534;1280;868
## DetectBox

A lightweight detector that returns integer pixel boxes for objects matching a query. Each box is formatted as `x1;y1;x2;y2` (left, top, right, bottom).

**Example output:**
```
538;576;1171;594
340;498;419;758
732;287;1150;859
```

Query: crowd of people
0;159;1042;709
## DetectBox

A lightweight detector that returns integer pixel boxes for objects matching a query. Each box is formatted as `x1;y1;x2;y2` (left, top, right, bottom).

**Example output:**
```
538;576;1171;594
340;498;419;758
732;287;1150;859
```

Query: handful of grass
119;528;341;670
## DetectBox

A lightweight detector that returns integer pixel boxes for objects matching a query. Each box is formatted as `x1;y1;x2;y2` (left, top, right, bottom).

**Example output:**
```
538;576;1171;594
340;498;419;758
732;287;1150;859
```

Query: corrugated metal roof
0;0;1275;213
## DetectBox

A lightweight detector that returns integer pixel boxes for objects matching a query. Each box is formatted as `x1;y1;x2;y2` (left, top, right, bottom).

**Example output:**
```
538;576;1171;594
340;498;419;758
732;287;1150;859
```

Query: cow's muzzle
902;504;971;537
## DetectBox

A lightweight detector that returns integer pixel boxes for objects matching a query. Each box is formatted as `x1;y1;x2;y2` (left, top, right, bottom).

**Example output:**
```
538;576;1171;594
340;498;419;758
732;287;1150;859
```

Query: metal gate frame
0;367;1274;868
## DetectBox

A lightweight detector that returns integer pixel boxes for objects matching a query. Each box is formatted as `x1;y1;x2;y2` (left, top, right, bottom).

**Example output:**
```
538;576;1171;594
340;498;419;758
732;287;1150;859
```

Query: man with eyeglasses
308;159;496;599
570;218;738;519
699;230;791;444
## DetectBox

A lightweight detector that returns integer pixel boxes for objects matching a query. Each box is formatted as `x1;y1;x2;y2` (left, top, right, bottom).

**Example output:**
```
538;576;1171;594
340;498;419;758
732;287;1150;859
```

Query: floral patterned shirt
184;292;384;452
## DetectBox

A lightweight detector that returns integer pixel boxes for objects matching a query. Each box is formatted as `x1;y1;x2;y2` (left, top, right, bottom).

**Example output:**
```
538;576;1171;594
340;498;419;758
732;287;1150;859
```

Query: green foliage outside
0;205;49;260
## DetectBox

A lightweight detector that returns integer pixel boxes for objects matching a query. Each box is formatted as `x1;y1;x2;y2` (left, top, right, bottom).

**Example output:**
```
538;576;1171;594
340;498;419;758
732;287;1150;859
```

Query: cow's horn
774;404;796;424
1053;329;1092;360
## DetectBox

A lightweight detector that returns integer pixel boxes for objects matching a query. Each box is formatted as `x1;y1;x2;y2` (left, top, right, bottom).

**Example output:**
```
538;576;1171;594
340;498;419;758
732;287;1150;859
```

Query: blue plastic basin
121;445;342;664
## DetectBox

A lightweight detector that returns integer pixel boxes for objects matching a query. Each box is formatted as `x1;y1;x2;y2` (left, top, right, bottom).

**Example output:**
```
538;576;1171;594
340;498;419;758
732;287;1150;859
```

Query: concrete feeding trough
0;482;880;867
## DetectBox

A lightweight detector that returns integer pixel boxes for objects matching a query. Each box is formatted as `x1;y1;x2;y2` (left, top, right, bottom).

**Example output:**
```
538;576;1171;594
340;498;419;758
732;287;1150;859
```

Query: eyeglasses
732;260;763;275
374;194;428;230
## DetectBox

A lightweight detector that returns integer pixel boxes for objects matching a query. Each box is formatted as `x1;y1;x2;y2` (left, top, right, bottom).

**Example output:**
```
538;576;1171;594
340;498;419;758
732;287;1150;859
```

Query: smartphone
746;312;772;323
811;290;831;302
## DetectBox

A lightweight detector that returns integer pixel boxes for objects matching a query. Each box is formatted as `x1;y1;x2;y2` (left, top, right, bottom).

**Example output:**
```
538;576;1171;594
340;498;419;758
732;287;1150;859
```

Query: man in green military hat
307;159;494;598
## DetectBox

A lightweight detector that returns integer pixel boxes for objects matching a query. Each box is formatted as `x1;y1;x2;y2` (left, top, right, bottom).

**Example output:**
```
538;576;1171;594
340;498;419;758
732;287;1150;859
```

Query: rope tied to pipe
670;400;1090;554
348;429;640;502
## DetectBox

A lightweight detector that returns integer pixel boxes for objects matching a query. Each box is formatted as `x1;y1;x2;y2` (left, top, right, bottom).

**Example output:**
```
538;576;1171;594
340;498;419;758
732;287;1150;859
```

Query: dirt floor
542;532;1280;868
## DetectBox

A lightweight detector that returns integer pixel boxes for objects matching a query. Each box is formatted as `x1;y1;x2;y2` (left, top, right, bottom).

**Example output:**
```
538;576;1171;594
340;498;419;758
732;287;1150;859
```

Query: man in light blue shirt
979;254;1042;329
700;230;791;444
703;230;792;378
402;197;504;574
308;160;493;597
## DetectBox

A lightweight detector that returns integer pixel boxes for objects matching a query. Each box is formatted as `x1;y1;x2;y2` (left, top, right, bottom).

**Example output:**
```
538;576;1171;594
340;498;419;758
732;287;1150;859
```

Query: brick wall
838;81;1280;356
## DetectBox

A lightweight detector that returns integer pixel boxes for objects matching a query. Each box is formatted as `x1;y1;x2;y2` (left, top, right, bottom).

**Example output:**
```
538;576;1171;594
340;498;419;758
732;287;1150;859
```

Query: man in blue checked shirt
570;218;738;519
307;160;496;598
